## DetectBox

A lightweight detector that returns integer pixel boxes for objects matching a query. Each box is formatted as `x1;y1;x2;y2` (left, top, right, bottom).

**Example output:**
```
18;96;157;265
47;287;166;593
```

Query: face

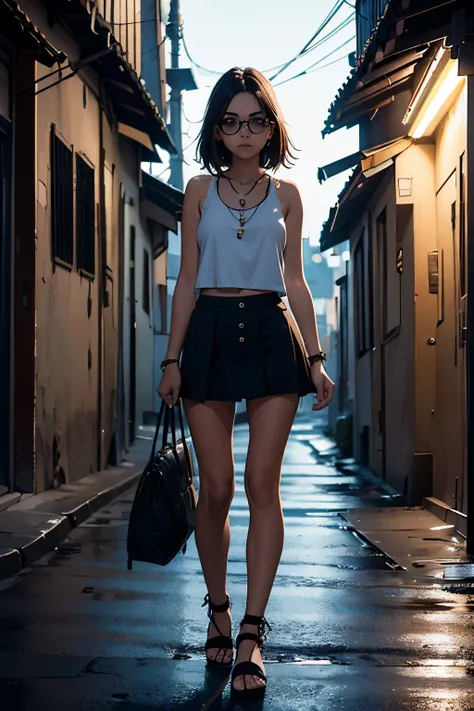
215;91;274;162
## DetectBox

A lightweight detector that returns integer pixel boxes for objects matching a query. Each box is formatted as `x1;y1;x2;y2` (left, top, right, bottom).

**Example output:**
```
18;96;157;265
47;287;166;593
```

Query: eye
250;117;267;128
221;117;238;126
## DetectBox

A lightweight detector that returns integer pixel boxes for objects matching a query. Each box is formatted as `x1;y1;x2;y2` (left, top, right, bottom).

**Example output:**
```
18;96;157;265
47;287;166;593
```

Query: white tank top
194;176;287;297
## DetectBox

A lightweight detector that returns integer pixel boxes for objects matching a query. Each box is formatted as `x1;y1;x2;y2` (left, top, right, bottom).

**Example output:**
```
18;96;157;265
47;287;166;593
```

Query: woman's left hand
311;364;335;410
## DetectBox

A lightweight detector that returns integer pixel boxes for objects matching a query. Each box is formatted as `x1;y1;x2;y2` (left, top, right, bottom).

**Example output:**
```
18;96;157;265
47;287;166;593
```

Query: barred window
76;154;95;277
51;125;73;267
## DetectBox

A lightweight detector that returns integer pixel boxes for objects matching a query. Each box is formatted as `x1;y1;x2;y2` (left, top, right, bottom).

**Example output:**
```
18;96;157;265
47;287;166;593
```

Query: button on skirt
179;292;316;403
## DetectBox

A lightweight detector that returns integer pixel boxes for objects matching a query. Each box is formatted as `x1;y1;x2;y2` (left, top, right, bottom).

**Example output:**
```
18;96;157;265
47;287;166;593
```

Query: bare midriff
199;288;275;297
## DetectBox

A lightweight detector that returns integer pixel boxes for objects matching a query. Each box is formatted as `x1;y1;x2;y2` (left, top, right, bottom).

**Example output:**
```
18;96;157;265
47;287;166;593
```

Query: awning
320;161;393;252
47;0;176;155
318;135;413;184
323;0;460;136
140;170;184;236
0;0;66;67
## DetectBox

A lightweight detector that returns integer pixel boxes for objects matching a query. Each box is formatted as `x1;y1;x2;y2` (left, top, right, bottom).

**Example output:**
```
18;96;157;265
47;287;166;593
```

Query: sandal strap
240;614;272;644
202;593;231;613
236;632;259;647
205;635;233;652
231;660;267;683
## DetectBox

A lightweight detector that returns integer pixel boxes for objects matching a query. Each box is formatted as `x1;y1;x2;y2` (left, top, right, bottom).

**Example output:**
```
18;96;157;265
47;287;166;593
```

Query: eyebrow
223;110;265;117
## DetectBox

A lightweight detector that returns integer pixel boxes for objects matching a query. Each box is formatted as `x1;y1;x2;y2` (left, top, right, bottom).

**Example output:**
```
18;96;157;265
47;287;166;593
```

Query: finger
314;384;335;409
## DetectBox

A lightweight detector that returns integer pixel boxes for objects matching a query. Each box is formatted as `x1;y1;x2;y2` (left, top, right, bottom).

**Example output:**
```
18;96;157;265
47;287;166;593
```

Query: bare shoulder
274;177;302;201
273;177;303;218
186;174;213;198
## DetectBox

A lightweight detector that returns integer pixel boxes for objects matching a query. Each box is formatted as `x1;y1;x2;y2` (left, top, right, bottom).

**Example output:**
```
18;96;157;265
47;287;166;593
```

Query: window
51;125;73;267
142;248;150;315
76;154;95;277
157;284;167;334
354;228;372;356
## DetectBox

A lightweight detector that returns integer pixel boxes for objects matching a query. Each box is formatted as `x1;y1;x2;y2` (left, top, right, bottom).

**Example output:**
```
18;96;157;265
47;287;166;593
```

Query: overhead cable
269;0;347;81
273;35;355;87
180;7;353;79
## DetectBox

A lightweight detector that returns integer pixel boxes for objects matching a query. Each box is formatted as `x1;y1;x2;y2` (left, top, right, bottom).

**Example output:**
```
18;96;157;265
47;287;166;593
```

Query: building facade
0;0;181;496
319;0;473;538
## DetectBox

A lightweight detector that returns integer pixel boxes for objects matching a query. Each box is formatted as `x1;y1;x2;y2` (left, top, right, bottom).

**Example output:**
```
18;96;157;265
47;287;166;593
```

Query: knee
245;466;280;510
199;473;234;514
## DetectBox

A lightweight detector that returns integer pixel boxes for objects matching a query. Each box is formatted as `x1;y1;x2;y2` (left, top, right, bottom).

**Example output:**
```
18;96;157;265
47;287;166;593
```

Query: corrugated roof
322;0;459;136
0;0;66;67
48;0;176;155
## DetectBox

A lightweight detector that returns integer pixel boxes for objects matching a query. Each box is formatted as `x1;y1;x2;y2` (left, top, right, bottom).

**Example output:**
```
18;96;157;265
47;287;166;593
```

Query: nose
239;121;251;136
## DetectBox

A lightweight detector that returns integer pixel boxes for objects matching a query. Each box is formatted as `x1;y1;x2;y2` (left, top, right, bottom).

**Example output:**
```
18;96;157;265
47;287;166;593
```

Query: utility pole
168;0;183;191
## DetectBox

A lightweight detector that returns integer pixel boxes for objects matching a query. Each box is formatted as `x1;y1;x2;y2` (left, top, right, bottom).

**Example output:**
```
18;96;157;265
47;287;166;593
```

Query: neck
225;156;264;184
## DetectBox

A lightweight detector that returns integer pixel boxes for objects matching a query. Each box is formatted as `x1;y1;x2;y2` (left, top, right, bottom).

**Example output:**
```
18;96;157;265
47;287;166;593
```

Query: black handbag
126;398;197;569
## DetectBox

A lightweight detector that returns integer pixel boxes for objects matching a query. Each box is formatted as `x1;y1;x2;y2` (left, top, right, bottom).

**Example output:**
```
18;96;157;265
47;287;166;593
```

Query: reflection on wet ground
0;412;473;709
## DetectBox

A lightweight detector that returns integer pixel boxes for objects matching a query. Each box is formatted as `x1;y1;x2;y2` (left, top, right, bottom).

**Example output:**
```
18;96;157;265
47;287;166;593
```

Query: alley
0;412;472;710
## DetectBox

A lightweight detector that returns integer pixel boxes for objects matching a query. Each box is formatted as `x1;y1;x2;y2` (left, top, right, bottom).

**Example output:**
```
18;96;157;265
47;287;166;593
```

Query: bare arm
164;176;209;360
280;180;322;357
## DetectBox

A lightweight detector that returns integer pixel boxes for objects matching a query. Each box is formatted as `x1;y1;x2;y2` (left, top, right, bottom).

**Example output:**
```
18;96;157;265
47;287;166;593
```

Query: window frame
50;124;74;270
75;152;96;279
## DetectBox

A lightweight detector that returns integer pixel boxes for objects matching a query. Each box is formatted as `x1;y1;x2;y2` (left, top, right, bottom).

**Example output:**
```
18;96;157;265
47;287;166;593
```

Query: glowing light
312;253;323;263
327;250;341;268
411;62;465;139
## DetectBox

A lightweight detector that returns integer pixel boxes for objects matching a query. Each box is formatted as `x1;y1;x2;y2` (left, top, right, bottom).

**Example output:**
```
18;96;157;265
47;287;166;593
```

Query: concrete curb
0;471;141;581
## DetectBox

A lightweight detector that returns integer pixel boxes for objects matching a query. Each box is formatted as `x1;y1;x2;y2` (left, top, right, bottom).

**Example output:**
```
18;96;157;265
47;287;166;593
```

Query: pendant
239;214;246;226
239;198;246;207
237;228;244;239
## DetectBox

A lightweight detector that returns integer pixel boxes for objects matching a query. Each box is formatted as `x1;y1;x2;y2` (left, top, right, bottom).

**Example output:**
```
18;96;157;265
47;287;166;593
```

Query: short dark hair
196;67;298;175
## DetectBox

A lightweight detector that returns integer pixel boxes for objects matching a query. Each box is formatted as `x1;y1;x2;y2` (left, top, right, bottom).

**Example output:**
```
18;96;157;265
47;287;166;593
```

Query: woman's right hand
157;364;182;407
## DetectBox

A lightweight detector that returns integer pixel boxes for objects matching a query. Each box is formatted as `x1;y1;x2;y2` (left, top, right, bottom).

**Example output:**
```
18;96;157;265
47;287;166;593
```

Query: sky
161;0;359;246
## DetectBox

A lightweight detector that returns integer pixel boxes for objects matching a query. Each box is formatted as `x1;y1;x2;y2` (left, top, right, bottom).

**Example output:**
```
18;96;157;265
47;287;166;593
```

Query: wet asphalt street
0;411;473;710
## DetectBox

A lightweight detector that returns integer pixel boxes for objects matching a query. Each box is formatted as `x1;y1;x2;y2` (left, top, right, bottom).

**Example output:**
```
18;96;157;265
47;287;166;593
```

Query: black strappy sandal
230;613;272;702
202;593;234;667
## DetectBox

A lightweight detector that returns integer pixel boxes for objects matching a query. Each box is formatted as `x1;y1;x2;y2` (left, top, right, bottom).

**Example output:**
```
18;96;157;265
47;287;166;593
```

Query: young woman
157;66;335;702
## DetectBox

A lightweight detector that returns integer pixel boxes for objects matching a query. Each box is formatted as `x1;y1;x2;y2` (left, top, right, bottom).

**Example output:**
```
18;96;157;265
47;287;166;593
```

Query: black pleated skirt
179;292;316;403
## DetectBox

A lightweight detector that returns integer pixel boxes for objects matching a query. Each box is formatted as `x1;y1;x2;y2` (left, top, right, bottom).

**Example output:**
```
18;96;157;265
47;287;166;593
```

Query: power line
269;0;347;81
273;35;355;87
180;11;353;80
299;14;353;58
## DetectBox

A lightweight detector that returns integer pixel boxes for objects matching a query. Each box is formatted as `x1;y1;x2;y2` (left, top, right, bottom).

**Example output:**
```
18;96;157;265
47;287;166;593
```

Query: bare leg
232;393;299;692
183;398;236;664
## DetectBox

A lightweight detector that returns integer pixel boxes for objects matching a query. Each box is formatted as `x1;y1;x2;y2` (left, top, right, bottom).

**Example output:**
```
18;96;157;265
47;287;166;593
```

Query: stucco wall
34;23;103;490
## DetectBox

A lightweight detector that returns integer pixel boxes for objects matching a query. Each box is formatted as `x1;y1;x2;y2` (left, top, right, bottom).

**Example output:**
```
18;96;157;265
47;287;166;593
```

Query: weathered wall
33;21;103;490
431;83;468;512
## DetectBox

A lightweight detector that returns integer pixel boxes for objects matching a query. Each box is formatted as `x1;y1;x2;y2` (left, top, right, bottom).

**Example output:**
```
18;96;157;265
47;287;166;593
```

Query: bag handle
148;398;167;466
162;400;194;477
150;399;193;477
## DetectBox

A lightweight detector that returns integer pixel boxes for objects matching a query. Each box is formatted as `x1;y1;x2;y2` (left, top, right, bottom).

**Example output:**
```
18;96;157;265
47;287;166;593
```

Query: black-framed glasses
219;116;270;135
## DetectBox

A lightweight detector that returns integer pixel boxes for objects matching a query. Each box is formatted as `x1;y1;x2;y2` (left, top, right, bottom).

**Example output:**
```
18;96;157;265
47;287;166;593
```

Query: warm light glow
403;47;445;124
312;253;323;263
410;62;465;138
